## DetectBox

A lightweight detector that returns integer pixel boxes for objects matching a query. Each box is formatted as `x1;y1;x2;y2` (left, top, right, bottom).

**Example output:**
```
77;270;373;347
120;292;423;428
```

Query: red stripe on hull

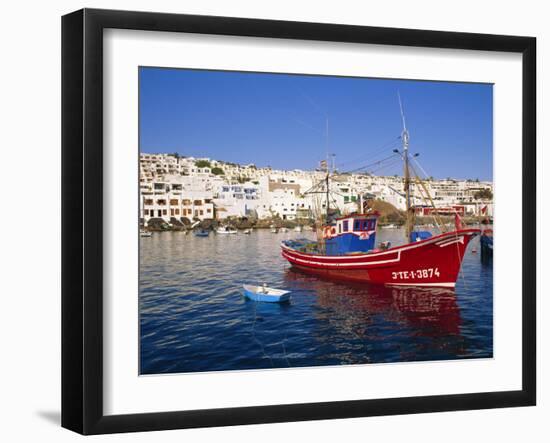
281;229;479;287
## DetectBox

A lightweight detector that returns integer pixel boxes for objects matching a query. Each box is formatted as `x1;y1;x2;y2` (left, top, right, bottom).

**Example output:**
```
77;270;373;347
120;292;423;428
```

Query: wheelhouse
323;213;379;255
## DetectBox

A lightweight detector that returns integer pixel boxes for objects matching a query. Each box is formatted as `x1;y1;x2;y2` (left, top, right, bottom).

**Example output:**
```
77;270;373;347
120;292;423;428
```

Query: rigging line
336;146;402;173
411;174;443;231
367;158;403;175
408;162;445;230
289;115;325;136
345;153;401;174
303;179;330;196
297;86;328;119
412;156;431;179
369;156;403;172
336;136;402;168
337;142;402;171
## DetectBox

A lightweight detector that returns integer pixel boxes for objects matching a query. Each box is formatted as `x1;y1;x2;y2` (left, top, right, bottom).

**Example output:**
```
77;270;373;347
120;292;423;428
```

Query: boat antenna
398;92;413;239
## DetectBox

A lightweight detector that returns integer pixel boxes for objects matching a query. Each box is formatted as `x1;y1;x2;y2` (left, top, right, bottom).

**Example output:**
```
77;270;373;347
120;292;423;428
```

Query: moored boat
216;226;238;234
194;229;210;237
242;284;291;303
480;229;493;262
280;95;479;287
282;220;478;287
140;229;152;237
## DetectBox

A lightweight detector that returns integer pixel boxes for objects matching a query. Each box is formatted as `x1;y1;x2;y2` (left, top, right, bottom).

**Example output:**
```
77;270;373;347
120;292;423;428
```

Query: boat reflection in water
283;267;467;363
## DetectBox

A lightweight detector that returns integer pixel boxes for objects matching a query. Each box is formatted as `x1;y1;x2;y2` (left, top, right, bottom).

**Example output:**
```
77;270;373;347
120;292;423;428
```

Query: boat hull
242;285;291;303
281;229;479;287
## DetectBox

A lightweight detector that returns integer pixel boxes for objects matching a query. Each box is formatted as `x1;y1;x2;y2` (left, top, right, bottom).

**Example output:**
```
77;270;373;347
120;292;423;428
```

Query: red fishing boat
281;95;480;287
281;220;479;287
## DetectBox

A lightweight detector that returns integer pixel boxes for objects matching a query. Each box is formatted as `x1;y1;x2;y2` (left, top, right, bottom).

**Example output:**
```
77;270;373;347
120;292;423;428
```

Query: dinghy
194;229;210;237
242;284;291;303
217;226;238;234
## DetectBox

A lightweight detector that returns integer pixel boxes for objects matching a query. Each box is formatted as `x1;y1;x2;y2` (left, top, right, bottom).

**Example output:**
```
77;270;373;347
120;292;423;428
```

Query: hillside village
139;153;494;228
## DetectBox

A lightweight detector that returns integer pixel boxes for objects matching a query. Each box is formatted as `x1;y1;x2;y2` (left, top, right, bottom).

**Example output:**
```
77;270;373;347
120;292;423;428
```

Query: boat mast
325;170;330;222
399;93;413;239
325;118;330;224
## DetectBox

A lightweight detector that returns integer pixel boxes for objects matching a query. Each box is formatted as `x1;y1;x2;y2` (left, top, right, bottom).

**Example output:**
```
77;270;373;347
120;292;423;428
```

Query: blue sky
139;67;493;181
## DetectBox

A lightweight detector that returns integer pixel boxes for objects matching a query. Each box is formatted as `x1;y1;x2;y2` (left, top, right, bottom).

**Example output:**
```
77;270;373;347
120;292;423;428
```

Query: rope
281;329;291;367
336;136;401;169
249;295;291;367
345;153;401;174
408;162;445;231
250;299;274;367
452;216;470;292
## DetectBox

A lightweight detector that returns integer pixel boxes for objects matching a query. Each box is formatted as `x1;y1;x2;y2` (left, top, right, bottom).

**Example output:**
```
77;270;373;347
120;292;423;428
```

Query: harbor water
140;228;493;374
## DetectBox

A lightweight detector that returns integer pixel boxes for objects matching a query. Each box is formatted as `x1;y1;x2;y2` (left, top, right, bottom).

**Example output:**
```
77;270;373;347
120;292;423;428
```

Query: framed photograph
62;8;536;435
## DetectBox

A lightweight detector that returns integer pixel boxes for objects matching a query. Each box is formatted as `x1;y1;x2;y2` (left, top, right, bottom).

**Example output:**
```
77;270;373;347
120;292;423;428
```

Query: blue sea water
139;228;493;374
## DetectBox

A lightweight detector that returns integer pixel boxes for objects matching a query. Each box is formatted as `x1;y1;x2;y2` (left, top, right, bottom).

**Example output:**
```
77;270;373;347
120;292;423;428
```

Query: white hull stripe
283;250;402;267
436;236;465;248
386;282;456;288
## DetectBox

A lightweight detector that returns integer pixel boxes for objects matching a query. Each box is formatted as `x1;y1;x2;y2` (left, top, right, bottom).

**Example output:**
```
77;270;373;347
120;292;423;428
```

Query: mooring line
453;228;470;293
250;299;275;367
281;329;291;367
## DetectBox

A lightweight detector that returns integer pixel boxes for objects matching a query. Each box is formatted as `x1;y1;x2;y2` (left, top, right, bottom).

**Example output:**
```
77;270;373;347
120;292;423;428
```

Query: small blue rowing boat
242;284;291;303
194;229;210;237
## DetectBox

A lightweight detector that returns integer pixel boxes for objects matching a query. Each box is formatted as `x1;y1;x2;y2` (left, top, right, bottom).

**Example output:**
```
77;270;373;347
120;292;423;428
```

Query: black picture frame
62;8;536;435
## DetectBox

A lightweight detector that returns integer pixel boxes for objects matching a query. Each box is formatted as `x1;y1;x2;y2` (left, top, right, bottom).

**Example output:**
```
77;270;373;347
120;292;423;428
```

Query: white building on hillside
213;183;261;219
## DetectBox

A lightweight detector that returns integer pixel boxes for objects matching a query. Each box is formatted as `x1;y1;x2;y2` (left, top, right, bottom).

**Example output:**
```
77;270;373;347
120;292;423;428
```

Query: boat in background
194;229;210;237
243;229;252;234
242;284;291;303
140;230;152;237
216;226;238;234
480;228;493;262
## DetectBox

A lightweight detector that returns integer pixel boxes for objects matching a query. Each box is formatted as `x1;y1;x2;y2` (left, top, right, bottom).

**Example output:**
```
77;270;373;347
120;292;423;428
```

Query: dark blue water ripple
139;228;493;374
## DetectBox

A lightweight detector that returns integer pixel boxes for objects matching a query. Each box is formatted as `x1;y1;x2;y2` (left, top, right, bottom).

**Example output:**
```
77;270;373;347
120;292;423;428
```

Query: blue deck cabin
325;213;379;255
410;230;432;242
